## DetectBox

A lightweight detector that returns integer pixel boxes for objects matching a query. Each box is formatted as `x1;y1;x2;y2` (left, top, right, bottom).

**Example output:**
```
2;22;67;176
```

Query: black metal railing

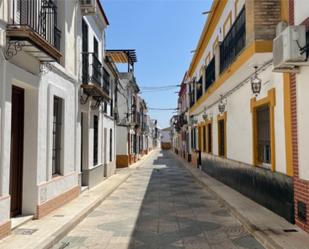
196;77;203;101
205;57;216;91
82;52;102;87
189;83;195;107
103;68;110;95
220;7;246;74
11;0;61;50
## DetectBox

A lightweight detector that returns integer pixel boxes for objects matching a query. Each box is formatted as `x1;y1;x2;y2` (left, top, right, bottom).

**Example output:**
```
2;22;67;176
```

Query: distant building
161;127;172;150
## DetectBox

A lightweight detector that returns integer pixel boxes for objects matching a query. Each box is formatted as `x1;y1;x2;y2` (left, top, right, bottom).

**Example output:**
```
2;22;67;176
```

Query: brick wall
289;0;309;232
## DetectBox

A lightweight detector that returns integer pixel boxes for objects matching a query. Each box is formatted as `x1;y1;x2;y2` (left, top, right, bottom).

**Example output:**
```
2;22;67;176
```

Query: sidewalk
171;151;309;249
0;151;157;249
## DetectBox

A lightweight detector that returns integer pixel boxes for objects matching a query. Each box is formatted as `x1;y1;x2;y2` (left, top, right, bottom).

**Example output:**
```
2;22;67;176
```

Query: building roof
187;0;226;77
106;49;137;64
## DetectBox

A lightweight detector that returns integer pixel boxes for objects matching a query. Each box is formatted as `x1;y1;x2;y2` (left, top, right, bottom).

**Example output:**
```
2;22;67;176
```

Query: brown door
10;86;24;217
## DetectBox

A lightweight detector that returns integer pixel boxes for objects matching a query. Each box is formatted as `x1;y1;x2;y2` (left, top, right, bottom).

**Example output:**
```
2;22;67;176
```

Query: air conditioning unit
273;25;308;72
80;0;97;15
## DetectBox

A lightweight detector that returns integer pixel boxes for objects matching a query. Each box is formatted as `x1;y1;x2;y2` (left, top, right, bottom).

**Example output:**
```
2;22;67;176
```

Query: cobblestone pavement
53;151;265;249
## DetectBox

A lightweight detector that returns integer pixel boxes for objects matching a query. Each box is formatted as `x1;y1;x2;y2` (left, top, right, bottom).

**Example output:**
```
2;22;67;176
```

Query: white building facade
177;0;295;224
0;0;110;239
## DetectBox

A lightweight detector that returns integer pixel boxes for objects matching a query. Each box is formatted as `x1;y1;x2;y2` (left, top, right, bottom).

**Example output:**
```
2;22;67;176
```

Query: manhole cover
14;228;38;235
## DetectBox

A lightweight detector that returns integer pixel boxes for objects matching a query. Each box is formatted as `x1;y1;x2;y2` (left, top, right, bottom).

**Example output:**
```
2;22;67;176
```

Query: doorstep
171;151;309;249
11;215;34;231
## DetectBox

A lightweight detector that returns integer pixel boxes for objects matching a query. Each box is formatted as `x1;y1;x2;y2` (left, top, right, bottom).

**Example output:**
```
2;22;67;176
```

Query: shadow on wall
201;155;294;223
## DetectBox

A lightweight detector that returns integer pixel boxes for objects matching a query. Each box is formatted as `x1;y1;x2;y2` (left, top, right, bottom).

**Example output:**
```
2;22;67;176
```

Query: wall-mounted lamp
251;66;262;96
202;107;208;120
218;95;227;114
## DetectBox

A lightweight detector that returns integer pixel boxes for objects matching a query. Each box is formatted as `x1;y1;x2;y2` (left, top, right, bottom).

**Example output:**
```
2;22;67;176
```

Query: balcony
81;52;109;100
205;57;215;92
103;68;110;96
6;0;62;62
220;7;246;74
196;77;203;101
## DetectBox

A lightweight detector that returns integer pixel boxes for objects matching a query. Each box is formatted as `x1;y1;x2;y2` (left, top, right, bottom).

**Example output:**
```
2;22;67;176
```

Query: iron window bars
205;57;216;91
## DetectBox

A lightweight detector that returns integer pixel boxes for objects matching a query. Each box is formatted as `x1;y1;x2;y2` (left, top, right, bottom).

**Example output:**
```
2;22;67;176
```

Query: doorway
10;86;24;217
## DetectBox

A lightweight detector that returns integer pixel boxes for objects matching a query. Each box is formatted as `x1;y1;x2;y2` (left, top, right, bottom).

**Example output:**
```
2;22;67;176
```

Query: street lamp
251;66;262;96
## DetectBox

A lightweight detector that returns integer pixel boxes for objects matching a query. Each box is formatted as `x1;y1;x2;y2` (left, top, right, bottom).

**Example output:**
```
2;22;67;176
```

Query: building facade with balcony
0;0;93;238
183;0;295;223
109;50;141;168
78;2;110;189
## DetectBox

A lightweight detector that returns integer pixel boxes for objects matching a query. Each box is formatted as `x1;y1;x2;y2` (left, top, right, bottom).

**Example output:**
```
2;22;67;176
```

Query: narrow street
54;151;264;249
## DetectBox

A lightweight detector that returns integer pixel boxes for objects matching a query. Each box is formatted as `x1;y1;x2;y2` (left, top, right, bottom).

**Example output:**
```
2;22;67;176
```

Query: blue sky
102;0;211;128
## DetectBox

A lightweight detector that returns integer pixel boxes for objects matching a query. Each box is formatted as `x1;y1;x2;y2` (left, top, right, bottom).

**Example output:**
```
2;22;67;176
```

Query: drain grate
14;228;38;235
283;229;298;233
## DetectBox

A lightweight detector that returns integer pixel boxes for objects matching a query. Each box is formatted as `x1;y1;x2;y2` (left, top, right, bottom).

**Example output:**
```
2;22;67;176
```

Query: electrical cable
190;59;273;118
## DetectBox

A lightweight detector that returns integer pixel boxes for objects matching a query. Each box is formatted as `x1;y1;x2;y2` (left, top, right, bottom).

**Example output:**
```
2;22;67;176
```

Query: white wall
116;126;128;155
193;64;287;174
294;0;309;25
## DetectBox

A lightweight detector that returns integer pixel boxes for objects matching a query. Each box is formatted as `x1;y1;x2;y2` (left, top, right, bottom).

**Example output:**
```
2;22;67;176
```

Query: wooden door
10;86;24;217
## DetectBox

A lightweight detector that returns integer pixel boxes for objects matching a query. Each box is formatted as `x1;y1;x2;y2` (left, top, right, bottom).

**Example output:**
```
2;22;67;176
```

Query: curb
40;173;131;249
170;152;283;249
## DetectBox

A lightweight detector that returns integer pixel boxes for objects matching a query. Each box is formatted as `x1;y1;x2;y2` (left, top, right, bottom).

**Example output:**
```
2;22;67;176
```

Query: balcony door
10;86;24;217
82;19;88;83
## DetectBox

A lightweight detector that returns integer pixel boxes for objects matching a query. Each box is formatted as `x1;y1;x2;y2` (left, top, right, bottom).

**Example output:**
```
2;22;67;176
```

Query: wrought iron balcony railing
205;57;216;91
196;77;203;101
220;7;246;74
82;52;103;88
103;68;110;96
10;0;61;50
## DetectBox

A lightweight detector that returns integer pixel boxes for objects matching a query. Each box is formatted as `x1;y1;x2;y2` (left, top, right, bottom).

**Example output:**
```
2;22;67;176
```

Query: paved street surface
53;151;264;249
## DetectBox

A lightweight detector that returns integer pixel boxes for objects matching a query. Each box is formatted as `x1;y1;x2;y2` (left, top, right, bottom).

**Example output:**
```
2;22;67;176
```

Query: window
203;125;206;152
217;114;226;157
93;37;98;57
256;105;271;164
110;129;113;162
52;96;63;175
198;126;202;150
93;115;98;165
196;77;203;101
82;19;88;84
103;68;110;95
207;122;212;153
251;88;276;170
205;57;216;91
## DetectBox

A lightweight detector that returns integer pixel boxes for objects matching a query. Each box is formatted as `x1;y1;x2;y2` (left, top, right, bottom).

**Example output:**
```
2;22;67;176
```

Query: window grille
52;96;63;175
256;105;271;164
93;115;98;165
220;7;246;73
